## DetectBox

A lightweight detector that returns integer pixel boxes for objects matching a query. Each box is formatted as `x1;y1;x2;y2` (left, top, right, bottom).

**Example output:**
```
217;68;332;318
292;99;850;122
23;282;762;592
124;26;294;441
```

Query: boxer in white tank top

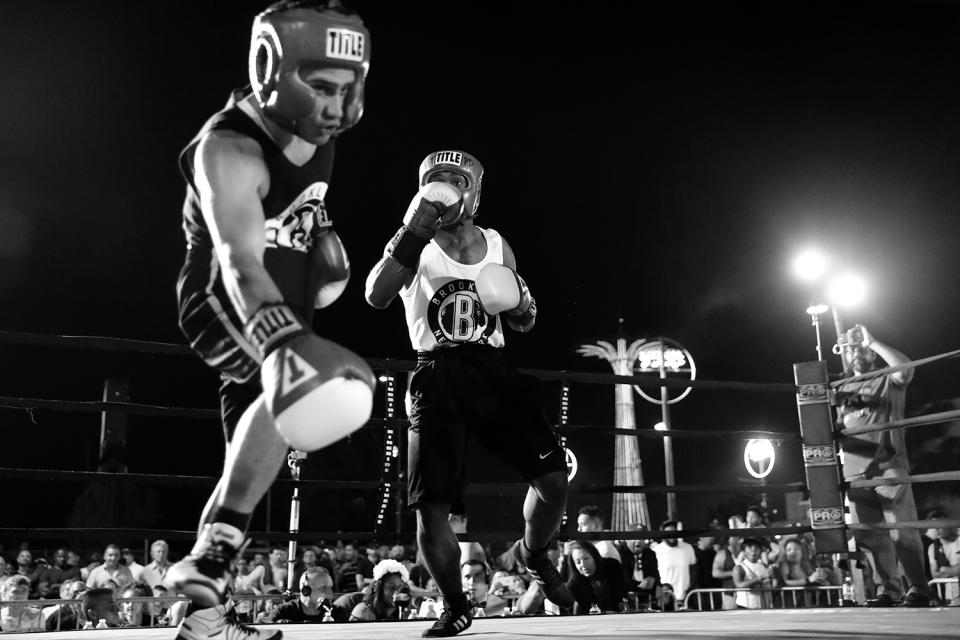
365;150;572;636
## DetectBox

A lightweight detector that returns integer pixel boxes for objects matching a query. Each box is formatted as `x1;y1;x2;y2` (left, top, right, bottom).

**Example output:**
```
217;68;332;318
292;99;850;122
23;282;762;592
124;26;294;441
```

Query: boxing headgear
418;150;484;226
249;1;371;135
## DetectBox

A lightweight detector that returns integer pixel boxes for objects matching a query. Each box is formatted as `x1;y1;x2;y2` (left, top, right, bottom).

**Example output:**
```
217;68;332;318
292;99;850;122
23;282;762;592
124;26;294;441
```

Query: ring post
794;361;848;553
286;449;307;592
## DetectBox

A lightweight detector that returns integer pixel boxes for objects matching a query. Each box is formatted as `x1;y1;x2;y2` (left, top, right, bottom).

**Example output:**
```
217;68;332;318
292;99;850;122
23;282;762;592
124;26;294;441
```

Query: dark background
2;1;959;555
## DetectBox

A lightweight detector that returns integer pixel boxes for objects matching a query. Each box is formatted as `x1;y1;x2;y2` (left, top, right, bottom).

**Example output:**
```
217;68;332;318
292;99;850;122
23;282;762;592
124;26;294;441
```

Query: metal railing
683;585;843;610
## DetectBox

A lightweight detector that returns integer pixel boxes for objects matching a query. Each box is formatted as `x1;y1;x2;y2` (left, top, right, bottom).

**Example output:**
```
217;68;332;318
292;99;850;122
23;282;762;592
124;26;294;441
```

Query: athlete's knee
532;470;568;501
416;503;452;533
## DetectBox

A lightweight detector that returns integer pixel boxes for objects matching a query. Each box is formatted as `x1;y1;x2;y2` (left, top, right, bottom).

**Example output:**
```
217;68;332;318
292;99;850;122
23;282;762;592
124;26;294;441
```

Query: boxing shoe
511;538;574;609
175;604;282;640
165;523;247;608
899;590;932;607
865;592;896;607
421;595;472;638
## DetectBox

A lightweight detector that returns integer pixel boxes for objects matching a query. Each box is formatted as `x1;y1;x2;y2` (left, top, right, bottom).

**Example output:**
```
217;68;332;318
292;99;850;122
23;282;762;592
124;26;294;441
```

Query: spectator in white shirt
85;545;134;592
652;520;697;603
140;540;172;590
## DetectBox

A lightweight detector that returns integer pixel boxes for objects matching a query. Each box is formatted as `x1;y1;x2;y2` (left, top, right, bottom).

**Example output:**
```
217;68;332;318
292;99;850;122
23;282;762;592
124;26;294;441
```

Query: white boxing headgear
249;1;371;134
419;150;484;225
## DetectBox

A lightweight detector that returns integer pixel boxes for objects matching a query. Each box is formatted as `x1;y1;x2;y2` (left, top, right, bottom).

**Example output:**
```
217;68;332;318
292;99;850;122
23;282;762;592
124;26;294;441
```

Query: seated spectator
346;559;411;622
927;509;960;605
79;587;122;628
1;574;45;631
266;567;335;623
233;555;266;594
147;584;173;626
119;583;153;627
337;543;373;593
86;545;135;592
659;582;676;611
38;547;83;599
292;546;334;592
42;579;88;631
565;541;626;614
408;549;433;591
254;587;284;623
462;558;513;616
262;547;289;592
13;549;40;599
0;555;9;579
733;537;776;609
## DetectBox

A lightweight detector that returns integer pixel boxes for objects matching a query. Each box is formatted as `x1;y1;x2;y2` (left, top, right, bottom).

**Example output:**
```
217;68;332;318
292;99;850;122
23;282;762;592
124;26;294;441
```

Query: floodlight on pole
653;421;667;431
792;249;829;283
826;272;868;309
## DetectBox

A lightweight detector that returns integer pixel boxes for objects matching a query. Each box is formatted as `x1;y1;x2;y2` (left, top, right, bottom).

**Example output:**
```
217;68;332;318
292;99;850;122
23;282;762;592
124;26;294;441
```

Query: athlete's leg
523;469;569;552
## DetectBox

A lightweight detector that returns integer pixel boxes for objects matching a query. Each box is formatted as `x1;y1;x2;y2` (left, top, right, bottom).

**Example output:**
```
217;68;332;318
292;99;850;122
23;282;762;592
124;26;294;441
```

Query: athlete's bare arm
194;131;283;321
364;252;415;309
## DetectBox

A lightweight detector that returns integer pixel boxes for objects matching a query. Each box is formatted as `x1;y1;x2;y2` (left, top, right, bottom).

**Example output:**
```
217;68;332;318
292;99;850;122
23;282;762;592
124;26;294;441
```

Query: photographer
263;567;334;624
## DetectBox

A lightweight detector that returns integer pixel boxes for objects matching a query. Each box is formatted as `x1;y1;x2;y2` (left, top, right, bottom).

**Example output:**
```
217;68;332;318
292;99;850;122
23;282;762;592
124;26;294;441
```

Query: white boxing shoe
175;604;282;640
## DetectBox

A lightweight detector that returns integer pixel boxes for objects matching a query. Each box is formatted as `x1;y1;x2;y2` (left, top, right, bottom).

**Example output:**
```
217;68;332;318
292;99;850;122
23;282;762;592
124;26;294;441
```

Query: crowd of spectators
0;502;956;631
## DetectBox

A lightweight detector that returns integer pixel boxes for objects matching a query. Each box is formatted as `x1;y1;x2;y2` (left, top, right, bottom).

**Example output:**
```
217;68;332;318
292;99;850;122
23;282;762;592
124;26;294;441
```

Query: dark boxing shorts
406;344;566;511
177;249;262;385
178;249;264;443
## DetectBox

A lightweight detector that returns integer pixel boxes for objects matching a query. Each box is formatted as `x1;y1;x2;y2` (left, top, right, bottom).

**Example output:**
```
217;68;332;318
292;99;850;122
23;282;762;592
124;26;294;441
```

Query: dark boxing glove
386;182;463;268
310;230;350;309
244;304;376;452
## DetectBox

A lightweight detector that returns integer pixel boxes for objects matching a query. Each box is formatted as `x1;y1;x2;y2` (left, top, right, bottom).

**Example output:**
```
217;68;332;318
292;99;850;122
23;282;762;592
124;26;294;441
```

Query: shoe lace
226;618;263;639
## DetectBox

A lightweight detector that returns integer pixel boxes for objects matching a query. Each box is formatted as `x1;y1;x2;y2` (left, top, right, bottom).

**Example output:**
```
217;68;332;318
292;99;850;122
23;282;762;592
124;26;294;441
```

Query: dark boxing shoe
421;599;472;638
165;523;247;609
865;592;896;608
511;538;574;609
174;603;282;640
899;591;932;608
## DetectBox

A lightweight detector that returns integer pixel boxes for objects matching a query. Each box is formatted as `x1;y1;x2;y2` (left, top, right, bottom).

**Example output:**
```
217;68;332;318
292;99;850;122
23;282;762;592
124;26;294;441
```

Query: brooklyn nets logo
427;279;497;345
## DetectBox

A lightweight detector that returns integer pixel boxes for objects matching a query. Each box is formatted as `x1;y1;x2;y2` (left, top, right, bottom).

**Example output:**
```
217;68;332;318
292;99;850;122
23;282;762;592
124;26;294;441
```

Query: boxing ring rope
3;329;960;611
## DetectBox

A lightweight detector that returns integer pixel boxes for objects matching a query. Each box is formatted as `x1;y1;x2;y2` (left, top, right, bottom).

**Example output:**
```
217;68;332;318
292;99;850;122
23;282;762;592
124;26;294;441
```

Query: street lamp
791;248;868;369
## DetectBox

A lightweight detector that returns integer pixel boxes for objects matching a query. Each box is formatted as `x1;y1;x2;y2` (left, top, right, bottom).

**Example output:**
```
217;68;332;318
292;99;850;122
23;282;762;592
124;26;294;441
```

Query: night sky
2;1;960;549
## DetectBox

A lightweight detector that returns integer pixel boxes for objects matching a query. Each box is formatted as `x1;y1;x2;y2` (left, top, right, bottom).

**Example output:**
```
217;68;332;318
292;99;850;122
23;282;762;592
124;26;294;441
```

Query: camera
845;325;865;348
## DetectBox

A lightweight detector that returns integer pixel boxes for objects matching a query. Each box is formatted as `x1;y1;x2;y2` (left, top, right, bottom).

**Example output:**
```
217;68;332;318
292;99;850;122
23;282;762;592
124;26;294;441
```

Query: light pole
635;338;695;523
806;304;829;361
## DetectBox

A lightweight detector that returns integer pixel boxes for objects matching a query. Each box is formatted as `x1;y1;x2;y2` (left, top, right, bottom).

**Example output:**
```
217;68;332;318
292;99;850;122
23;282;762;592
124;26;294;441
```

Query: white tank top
735;558;769;609
399;227;506;352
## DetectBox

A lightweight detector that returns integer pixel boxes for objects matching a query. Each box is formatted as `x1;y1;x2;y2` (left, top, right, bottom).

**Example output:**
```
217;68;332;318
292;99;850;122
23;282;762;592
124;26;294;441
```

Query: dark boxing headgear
419;150;484;226
249;1;371;134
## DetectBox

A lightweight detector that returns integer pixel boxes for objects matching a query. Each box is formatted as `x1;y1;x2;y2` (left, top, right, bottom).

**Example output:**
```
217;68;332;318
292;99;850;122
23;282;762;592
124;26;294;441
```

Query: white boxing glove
475;263;522;314
475;264;538;332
